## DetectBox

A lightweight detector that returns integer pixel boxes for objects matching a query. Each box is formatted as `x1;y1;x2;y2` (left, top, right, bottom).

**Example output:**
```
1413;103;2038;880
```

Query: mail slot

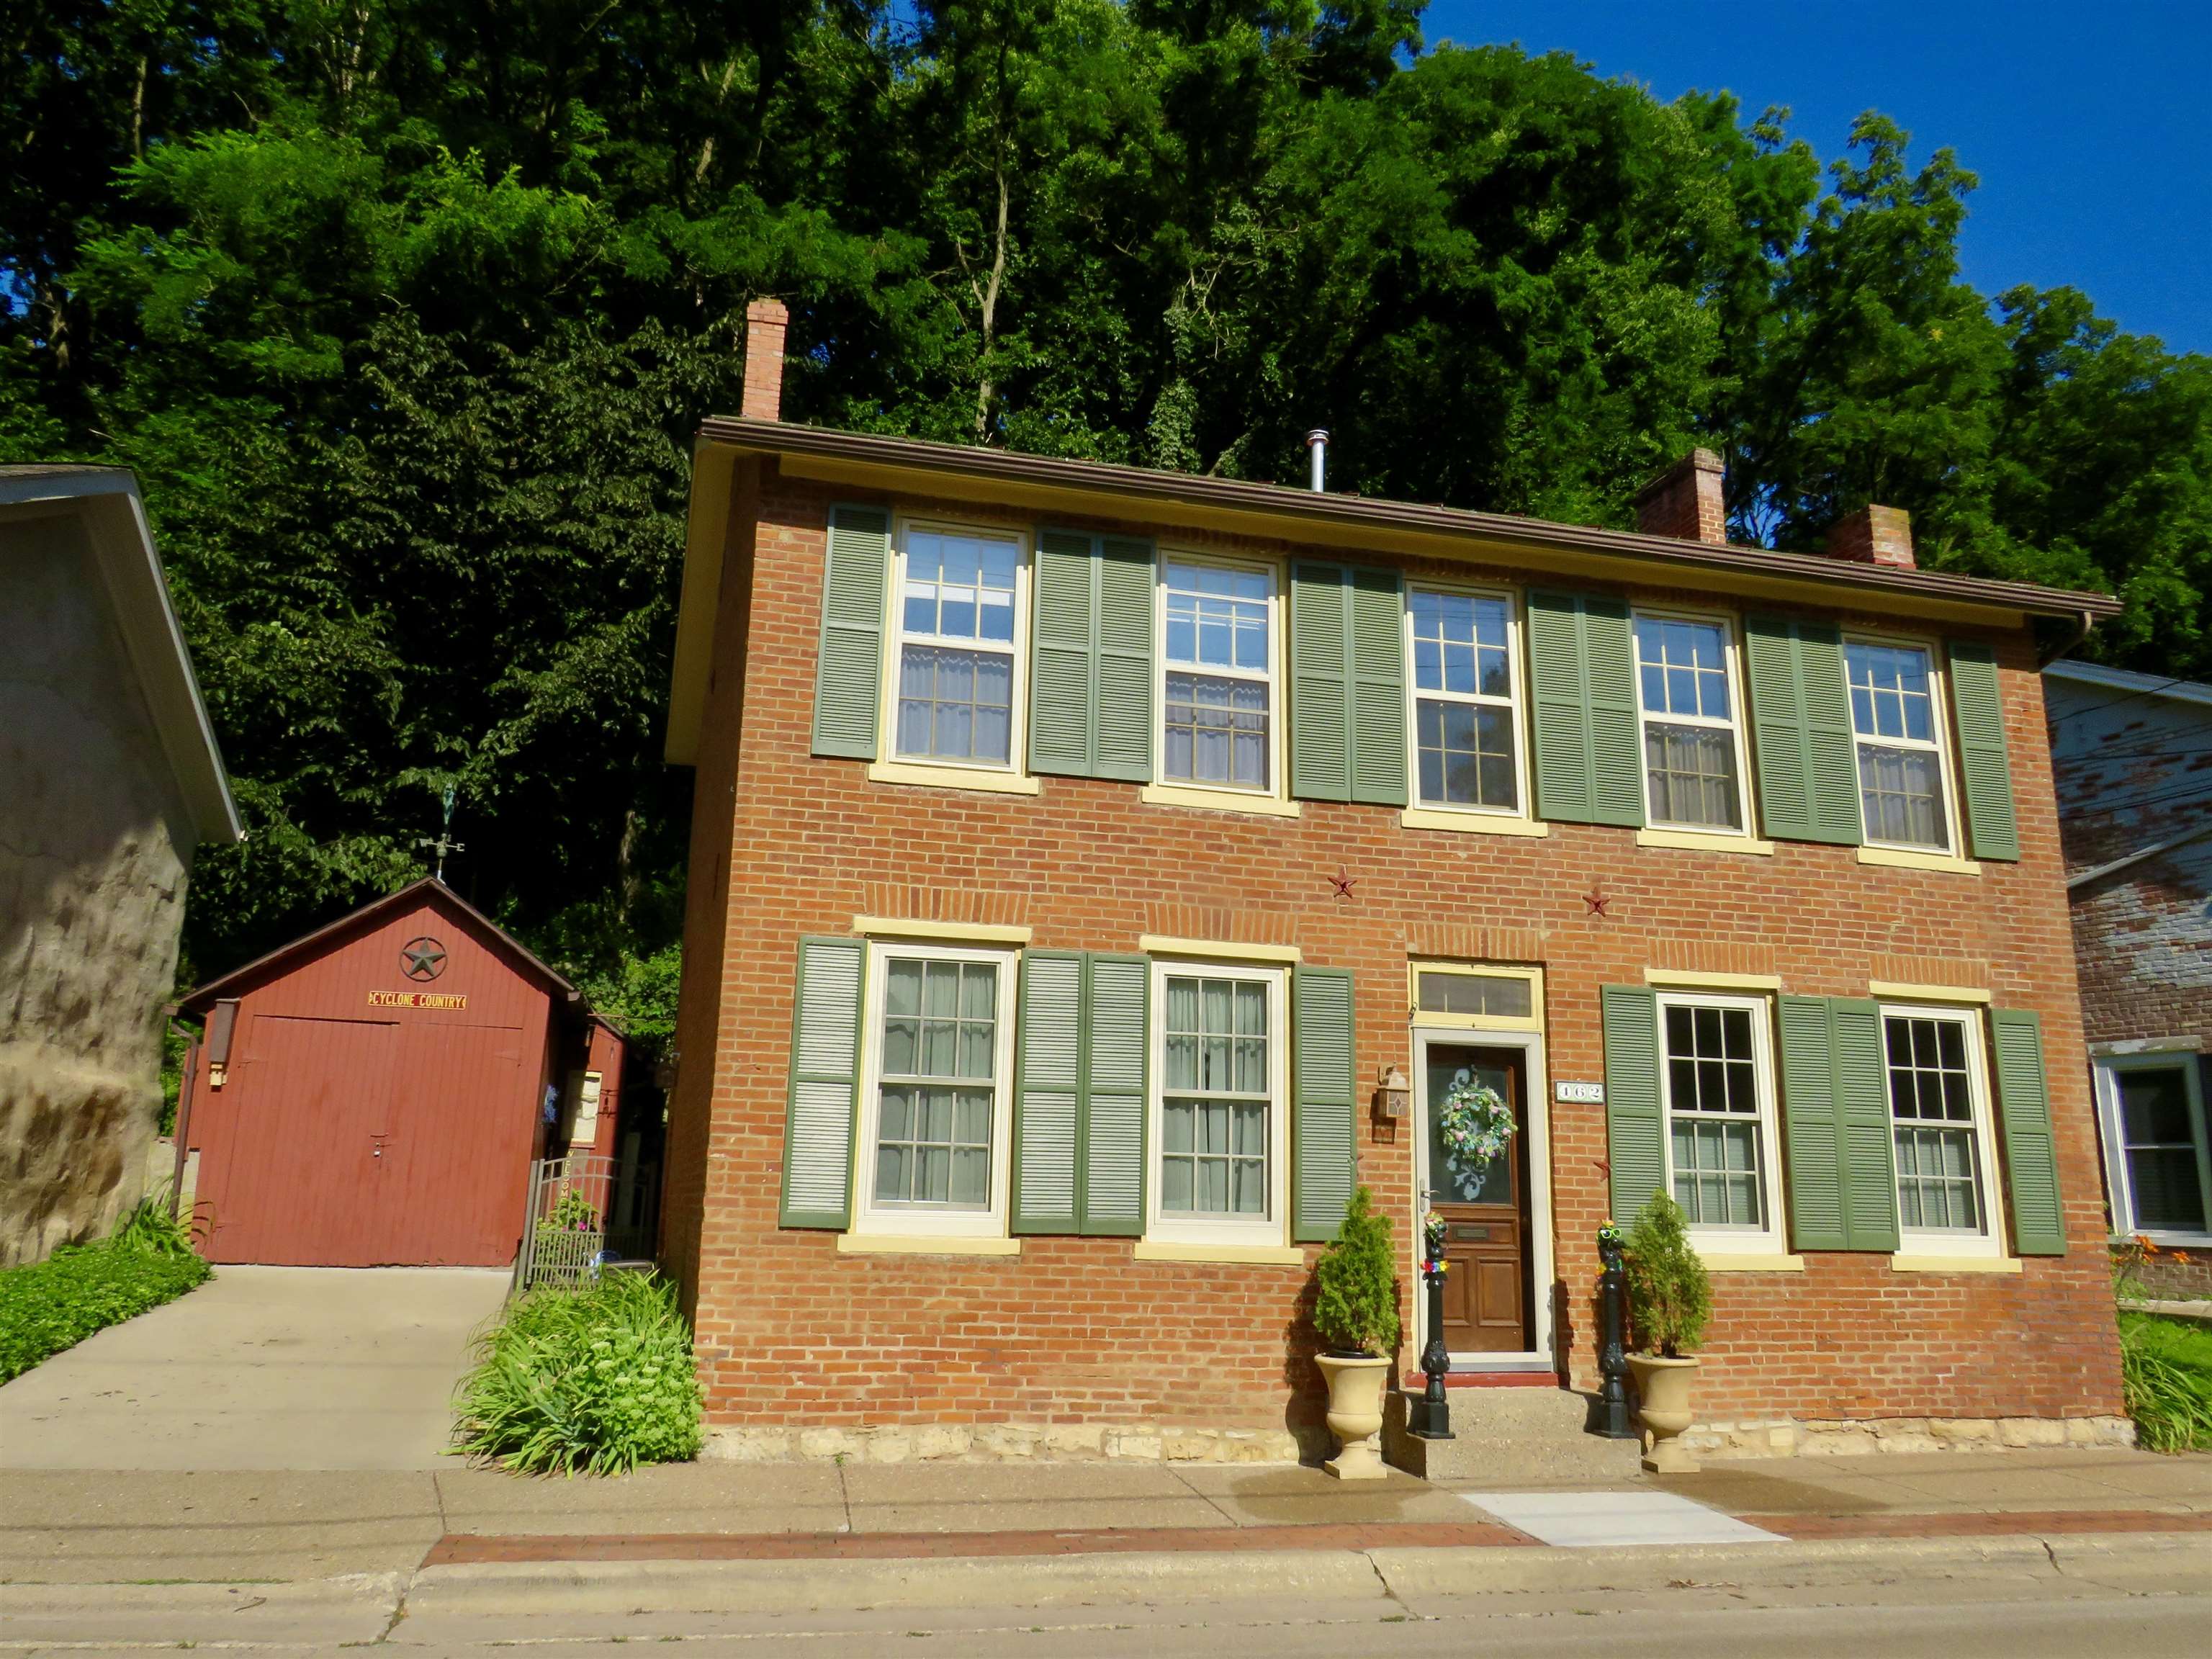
1450;1224;1492;1242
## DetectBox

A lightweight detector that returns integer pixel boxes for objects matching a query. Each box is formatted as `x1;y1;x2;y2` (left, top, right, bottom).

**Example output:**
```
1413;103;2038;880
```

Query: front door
1421;1043;1532;1354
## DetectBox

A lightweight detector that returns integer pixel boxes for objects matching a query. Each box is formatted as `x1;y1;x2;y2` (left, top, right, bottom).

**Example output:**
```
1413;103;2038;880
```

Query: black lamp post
1595;1224;1637;1439
1409;1213;1454;1440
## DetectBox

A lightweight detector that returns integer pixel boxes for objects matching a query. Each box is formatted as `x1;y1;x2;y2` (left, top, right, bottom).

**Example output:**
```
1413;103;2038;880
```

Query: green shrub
1624;1191;1710;1358
1311;1186;1400;1357
0;1202;212;1382
452;1269;703;1475
2119;1310;2212;1455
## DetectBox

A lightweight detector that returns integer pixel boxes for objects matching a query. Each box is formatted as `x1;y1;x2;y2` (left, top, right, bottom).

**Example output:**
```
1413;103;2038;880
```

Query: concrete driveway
0;1265;508;1470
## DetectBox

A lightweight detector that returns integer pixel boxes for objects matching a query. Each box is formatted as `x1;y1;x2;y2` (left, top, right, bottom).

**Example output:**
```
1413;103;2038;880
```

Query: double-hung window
1407;586;1525;814
1633;613;1749;833
1160;558;1277;793
1882;1004;2005;1255
1658;994;1786;1253
2098;1056;2212;1241
1148;961;1288;1246
1845;639;1955;852
858;943;1017;1237
892;526;1024;769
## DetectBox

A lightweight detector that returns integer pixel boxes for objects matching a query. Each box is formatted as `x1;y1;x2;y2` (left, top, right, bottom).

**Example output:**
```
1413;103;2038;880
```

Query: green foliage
0;1203;212;1382
1311;1186;1400;1357
452;1270;703;1475
541;1190;603;1236
2118;1310;2212;1455
1624;1191;1711;1359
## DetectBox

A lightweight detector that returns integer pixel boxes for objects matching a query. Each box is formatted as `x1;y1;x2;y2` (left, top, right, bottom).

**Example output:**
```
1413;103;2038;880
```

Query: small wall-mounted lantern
1372;1064;1410;1123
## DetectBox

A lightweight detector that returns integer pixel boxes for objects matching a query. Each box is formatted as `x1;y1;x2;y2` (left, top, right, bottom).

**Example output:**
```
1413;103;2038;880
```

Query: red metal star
1583;884;1611;918
1328;867;1357;899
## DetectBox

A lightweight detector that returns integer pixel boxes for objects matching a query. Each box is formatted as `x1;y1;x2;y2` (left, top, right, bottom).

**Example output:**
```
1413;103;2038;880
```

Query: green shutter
780;936;866;1228
1292;966;1357;1242
809;505;890;759
1097;537;1156;781
1080;953;1149;1235
1030;530;1155;781
1991;1008;2066;1255
1779;995;1899;1252
1350;567;1408;805
1948;641;2020;861
1529;590;1642;826
1290;564;1352;801
1601;986;1665;1223
1745;616;1863;845
1831;999;1899;1251
1012;950;1084;1233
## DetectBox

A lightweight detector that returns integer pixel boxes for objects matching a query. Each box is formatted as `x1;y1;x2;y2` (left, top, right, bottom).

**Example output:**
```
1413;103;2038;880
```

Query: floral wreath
1435;1071;1515;1199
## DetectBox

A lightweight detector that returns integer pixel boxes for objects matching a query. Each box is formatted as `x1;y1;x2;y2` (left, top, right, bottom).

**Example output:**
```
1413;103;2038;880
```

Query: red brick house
657;300;2132;1463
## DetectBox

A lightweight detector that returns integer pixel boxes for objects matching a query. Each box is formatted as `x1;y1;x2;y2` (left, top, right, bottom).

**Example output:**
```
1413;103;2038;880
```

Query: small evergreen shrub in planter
453;1269;703;1475
1308;1186;1400;1480
1622;1191;1711;1472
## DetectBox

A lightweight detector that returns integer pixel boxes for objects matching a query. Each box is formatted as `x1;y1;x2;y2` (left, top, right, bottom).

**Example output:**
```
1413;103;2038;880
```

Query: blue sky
1423;1;2211;354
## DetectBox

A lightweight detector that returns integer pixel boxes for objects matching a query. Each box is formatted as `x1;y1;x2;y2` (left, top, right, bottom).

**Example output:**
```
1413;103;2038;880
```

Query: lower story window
1151;962;1286;1246
1884;1010;1990;1238
1659;995;1779;1246
2108;1058;2211;1236
863;948;1011;1232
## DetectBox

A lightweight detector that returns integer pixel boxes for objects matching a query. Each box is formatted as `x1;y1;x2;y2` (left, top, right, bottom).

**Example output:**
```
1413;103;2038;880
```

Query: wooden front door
1422;1043;1532;1354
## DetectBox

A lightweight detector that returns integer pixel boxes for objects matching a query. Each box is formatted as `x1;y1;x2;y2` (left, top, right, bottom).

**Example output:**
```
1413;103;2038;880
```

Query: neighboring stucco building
2046;660;2212;1295
1;467;240;1265
655;302;2133;1466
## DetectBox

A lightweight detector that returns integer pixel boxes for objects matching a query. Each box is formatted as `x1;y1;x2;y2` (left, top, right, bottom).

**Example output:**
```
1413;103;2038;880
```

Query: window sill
1140;783;1301;819
1889;1253;2021;1274
1133;1240;1306;1266
837;1233;1023;1256
1857;845;1979;876
1636;827;1775;857
867;760;1040;796
1401;807;1550;837
1696;1251;1805;1274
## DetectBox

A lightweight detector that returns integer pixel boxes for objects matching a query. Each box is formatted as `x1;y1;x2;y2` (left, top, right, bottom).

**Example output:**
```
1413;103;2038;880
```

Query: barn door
379;1025;529;1266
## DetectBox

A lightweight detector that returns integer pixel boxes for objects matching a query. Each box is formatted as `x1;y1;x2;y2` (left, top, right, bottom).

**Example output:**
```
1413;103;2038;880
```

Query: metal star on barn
401;938;448;981
1328;867;1358;899
1583;885;1612;919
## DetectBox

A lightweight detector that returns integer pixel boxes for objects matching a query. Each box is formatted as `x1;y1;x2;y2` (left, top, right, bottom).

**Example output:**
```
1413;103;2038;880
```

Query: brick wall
663;460;2124;1436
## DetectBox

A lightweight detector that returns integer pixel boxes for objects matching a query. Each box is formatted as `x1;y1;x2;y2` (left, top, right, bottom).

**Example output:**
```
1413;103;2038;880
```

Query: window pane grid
899;645;1012;765
1635;616;1744;830
2118;1066;2210;1232
1661;1002;1766;1229
1884;1013;1987;1236
1162;974;1270;1218
895;530;1019;768
1162;560;1272;791
1846;641;1949;850
876;959;998;1210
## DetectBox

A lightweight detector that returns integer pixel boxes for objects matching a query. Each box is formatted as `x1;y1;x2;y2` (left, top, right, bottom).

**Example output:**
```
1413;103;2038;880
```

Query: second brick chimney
742;297;789;421
1825;505;1916;570
1634;449;1727;545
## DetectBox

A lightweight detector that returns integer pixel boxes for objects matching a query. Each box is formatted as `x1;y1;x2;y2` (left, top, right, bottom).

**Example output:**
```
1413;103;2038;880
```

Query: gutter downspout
2038;607;2097;668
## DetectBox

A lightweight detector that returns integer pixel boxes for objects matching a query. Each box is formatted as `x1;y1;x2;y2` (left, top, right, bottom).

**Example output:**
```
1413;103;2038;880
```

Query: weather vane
418;783;465;883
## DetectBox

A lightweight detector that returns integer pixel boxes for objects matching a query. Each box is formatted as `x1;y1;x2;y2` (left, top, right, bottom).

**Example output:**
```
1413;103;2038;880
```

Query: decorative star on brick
1583;885;1612;919
1328;867;1358;899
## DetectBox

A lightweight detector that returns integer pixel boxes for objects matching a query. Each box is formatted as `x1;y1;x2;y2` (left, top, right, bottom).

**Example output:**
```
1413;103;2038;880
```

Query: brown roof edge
177;878;580;1014
696;416;2123;621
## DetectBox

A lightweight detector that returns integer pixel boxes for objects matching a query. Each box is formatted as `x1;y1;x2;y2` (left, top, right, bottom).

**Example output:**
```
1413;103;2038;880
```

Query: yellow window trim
1644;968;1783;992
866;760;1041;795
1889;1254;2021;1274
1139;935;1300;964
837;1233;1024;1256
1858;845;1981;876
1407;962;1546;1031
1132;1240;1306;1267
1400;806;1550;837
1868;980;1992;1004
1635;827;1776;857
1139;781;1303;818
853;916;1034;946
1699;1253;1806;1274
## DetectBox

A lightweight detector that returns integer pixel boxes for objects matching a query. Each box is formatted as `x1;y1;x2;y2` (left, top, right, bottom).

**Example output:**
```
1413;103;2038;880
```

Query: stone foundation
703;1421;1308;1465
1680;1413;2136;1460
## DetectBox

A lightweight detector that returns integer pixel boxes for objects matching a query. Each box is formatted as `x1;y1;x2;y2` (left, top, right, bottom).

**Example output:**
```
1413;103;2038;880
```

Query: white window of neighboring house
1159;557;1279;793
1882;1004;2006;1257
856;943;1017;1238
1658;993;1787;1255
1633;611;1751;833
891;524;1025;769
1148;961;1289;1248
1406;585;1528;816
1845;638;1957;852
2098;1056;2212;1242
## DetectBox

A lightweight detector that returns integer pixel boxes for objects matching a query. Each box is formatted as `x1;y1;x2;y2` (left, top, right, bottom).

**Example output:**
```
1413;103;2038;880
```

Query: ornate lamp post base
1594;1226;1638;1440
1408;1258;1455;1440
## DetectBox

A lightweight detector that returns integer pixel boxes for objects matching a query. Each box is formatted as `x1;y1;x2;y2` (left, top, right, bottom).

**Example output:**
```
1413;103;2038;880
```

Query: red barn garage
175;878;626;1267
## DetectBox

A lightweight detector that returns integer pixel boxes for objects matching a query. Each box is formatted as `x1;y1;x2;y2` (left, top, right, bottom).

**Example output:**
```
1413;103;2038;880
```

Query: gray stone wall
1;508;196;1264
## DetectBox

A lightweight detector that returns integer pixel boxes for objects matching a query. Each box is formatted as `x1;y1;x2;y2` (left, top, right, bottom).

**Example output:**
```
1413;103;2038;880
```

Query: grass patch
0;1196;211;1382
2118;1309;2212;1454
451;1269;703;1475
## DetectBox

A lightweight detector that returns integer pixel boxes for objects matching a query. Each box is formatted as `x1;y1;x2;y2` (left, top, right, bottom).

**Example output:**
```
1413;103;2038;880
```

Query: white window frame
1655;993;1789;1256
1843;631;1963;856
1630;606;1756;837
854;941;1019;1239
2095;1052;2212;1246
1152;550;1286;801
1145;958;1290;1249
1401;582;1533;822
878;516;1031;775
1880;1002;2008;1259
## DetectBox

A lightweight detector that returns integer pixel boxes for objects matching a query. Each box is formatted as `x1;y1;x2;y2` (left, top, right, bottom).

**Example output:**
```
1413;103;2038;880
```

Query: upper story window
1160;558;1275;792
1633;613;1748;833
1408;587;1524;814
1658;993;1786;1253
1883;1005;2002;1254
893;526;1024;768
1846;640;1954;852
1148;960;1288;1246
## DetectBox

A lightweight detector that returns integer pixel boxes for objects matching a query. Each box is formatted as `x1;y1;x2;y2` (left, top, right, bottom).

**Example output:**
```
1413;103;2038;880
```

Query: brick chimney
1826;504;1916;570
1634;449;1727;545
742;297;789;421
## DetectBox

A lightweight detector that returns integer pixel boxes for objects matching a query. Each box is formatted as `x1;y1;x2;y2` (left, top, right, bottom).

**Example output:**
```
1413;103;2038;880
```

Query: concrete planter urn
1316;1352;1393;1480
1626;1353;1700;1473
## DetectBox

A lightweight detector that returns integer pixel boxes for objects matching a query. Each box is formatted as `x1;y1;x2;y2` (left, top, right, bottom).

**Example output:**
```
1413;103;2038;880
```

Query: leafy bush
1311;1186;1400;1357
0;1201;212;1382
539;1190;602;1236
1624;1191;1711;1358
2119;1310;2212;1455
452;1269;703;1475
